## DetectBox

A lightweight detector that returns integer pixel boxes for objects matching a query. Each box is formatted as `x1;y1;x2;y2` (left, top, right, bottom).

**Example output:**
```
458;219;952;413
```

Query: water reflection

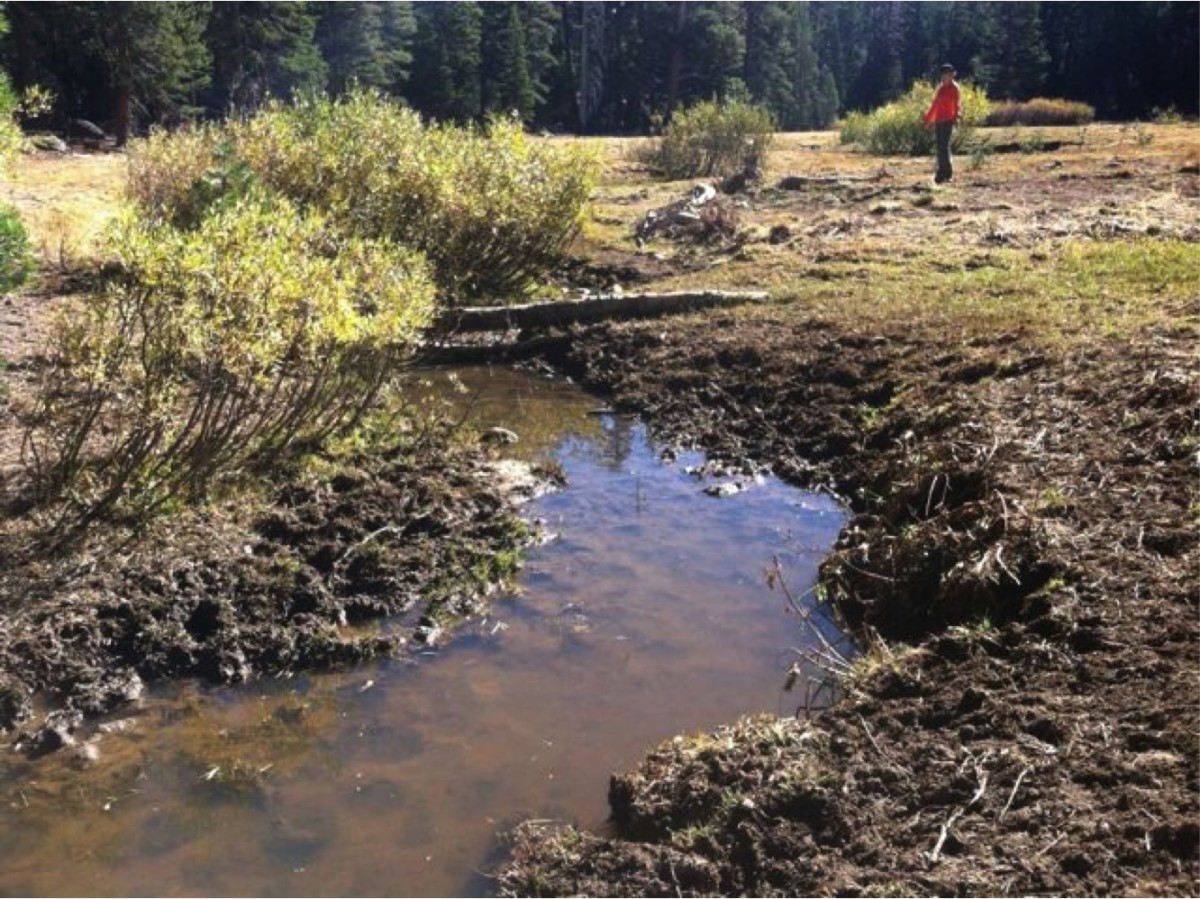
0;367;846;897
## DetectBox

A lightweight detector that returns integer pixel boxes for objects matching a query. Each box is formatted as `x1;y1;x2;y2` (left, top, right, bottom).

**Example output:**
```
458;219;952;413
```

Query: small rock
28;133;68;153
70;740;101;769
21;710;82;756
97;717;138;736
480;427;519;447
767;224;791;245
414;623;443;646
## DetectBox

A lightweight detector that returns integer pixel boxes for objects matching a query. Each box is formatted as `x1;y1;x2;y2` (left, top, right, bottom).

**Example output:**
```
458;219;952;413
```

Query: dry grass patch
575;122;1199;346
4;152;124;267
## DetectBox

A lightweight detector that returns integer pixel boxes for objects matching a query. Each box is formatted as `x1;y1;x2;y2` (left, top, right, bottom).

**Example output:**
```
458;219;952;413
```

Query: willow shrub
29;198;436;529
985;97;1095;127
840;81;992;156
125;125;258;231
231;90;598;303
0;73;21;176
650;98;775;180
0;203;33;292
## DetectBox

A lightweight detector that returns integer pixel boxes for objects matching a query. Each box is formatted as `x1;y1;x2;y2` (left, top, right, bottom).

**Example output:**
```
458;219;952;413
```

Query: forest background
4;1;1197;145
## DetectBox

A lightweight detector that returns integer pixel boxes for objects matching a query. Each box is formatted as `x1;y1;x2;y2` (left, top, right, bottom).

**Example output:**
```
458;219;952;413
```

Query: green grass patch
647;239;1199;345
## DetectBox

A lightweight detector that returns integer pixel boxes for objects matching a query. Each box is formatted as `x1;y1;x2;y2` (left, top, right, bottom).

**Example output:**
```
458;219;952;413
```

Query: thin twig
998;767;1031;821
969;771;990;807
925;472;946;518
1034;831;1067;857
771;556;854;675
929;807;965;863
858;714;887;757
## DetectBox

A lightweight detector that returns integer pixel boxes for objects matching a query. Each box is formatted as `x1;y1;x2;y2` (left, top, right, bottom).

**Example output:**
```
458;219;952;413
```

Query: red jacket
924;81;961;124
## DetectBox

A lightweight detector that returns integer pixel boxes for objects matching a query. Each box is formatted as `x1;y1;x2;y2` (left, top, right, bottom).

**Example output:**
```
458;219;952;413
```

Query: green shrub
125;93;598;305
29;198;436;529
126;126;258;230
231;90;598;303
0;203;33;292
0;73;22;176
649;98;775;180
840;81;991;156
985;97;1095;127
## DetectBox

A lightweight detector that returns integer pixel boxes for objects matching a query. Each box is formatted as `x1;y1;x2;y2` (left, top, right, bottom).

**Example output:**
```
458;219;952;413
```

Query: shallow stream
0;367;846;897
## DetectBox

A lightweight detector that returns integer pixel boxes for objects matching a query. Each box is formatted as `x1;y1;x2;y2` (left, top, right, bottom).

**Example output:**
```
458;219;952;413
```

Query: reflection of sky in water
0;367;846;898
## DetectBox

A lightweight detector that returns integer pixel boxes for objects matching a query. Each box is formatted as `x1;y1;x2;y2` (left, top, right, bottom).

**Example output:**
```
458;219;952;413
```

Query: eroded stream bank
0;366;845;896
499;313;1198;896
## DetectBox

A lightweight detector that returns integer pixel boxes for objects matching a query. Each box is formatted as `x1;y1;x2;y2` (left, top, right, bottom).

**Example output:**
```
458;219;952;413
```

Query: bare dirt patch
502;303;1198;897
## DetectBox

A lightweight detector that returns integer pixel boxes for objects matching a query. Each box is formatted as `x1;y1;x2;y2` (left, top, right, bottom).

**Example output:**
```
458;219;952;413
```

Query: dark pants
934;122;954;183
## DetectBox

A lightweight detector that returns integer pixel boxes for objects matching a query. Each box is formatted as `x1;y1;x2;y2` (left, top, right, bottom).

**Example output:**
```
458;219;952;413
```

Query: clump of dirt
501;307;1198;895
0;438;547;752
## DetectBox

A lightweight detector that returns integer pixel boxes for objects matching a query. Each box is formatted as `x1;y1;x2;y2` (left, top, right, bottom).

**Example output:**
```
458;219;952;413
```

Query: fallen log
438;290;769;333
777;173;887;189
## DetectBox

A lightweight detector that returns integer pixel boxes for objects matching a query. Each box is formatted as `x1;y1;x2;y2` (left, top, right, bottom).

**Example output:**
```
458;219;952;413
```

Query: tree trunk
114;84;132;147
666;2;689;116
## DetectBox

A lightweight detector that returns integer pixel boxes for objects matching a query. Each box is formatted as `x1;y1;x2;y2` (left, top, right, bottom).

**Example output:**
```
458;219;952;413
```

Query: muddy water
0;367;846;897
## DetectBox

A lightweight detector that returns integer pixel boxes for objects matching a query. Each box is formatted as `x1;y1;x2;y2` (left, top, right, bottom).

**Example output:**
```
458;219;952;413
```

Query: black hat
939;63;956;74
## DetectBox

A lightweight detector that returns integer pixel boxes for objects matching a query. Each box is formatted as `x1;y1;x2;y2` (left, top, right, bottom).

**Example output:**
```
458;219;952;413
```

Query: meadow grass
5;152;124;266
5;122;1197;349
581;122;1200;346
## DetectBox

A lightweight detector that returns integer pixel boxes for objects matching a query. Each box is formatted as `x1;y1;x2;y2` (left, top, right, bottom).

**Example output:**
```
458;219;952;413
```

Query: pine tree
517;2;561;124
814;65;839;127
681;3;746;104
974;1;1049;100
744;2;795;124
848;2;905;110
788;3;823;128
483;4;535;121
314;2;387;95
928;2;987;81
206;2;327;112
379;2;417;95
82;2;211;143
409;1;482;122
576;2;608;129
811;2;866;113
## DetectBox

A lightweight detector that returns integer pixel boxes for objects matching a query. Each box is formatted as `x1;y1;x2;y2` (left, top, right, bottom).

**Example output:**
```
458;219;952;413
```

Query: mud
0;432;548;751
500;305;1198;895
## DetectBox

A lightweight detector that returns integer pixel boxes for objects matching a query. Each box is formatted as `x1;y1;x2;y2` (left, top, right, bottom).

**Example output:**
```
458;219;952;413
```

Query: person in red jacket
923;63;962;184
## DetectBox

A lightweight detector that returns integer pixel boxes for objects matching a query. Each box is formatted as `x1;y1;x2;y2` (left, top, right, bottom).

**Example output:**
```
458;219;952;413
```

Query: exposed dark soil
500;302;1199;895
0;426;548;754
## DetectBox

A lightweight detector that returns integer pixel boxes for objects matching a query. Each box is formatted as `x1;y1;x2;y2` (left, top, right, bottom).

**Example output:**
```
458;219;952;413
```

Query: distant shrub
840;81;991;156
0;73;22;175
29;199;436;528
126;126;258;230
1152;106;1185;125
649;98;775;180
0;203;33;292
231;90;598;303
985;98;1095;127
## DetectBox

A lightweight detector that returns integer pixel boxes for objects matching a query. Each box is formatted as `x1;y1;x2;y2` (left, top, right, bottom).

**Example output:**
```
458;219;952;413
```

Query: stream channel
0;366;847;897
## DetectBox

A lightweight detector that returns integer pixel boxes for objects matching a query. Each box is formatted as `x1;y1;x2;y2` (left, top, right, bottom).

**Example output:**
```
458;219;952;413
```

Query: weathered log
777;173;881;189
438;290;769;334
